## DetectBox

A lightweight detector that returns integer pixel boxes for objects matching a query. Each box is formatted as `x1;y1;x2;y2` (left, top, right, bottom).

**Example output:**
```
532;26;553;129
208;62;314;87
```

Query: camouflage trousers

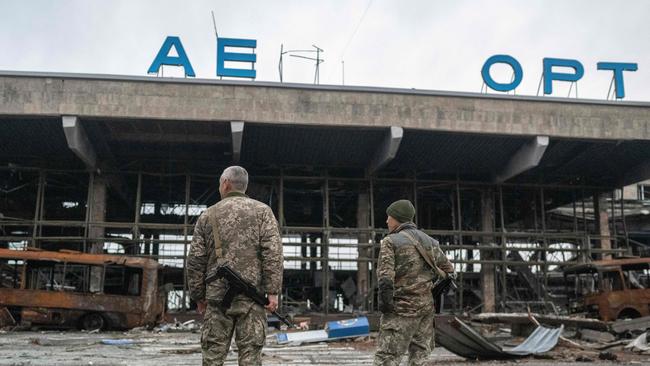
373;311;435;366
201;301;267;366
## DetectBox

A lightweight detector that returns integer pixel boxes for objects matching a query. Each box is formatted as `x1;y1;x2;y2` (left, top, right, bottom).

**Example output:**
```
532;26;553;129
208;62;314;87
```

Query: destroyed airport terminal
3;70;650;340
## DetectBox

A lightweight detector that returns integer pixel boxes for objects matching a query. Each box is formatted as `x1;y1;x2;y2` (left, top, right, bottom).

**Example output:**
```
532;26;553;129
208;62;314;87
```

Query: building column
88;174;107;293
300;233;308;270
481;189;496;312
88;174;107;254
357;191;370;310
594;193;612;260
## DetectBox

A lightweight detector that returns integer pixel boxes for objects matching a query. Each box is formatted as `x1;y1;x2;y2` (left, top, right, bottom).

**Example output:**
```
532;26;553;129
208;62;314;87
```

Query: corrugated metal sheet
504;324;564;355
435;316;562;360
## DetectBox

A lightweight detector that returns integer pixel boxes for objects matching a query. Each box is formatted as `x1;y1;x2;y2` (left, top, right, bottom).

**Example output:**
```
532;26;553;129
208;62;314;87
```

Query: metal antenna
279;44;284;82
211;11;222;80
281;45;325;84
313;45;323;84
211;11;219;39
339;0;373;87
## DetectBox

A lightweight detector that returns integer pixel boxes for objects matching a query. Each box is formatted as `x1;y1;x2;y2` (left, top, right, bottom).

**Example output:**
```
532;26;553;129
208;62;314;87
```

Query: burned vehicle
0;248;166;330
564;258;650;321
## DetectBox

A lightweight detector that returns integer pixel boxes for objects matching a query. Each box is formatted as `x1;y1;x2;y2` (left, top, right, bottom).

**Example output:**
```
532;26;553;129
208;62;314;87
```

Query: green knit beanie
386;200;415;223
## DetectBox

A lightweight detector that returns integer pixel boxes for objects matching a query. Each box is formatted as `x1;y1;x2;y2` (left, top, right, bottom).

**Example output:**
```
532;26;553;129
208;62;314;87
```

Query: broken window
282;235;300;269
27;262;68;291
638;184;650;201
601;270;624;292
0;259;23;288
104;266;142;296
0;171;39;246
328;237;358;271
574;273;598;296
25;261;103;293
623;268;650;289
62;264;91;292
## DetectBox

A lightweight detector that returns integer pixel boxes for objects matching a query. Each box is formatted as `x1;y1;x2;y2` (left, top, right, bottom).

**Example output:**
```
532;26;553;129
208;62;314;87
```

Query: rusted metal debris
435;315;563;360
0;248;166;330
0;306;16;327
472;312;609;331
564;257;650;321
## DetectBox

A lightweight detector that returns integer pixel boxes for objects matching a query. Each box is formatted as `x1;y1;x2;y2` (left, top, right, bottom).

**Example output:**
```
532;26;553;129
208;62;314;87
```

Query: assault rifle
431;276;458;300
431;268;458;313
206;264;294;328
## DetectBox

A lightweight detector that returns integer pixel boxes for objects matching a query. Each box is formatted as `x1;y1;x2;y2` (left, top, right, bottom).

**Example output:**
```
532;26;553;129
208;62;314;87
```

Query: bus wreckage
0;248;167;330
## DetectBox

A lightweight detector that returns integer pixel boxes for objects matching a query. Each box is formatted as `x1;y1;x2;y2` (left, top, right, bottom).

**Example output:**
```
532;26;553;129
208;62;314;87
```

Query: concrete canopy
1;71;650;187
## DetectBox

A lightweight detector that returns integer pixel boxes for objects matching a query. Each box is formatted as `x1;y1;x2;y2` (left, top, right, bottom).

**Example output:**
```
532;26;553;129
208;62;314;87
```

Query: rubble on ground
2;313;650;365
153;319;199;333
433;311;650;362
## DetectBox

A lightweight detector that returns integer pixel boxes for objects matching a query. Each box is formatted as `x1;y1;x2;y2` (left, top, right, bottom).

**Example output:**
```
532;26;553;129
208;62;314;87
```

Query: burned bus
0;248;166;330
564;258;650;321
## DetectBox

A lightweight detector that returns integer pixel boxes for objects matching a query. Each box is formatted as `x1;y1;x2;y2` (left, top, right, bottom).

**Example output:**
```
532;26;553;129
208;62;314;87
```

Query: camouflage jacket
377;222;454;317
186;191;283;305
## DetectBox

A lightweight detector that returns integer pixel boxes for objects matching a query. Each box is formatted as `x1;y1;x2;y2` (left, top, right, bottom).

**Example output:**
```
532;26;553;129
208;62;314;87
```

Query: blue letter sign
481;54;523;92
543;58;584;95
217;38;257;79
597;62;638;99
481;55;638;99
148;36;195;77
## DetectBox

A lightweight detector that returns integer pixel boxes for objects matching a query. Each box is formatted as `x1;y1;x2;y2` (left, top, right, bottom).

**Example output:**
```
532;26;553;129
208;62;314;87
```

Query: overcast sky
1;0;648;101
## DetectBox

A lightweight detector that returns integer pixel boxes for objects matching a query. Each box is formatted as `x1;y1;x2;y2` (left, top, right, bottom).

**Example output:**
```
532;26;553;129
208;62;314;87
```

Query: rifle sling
401;230;437;272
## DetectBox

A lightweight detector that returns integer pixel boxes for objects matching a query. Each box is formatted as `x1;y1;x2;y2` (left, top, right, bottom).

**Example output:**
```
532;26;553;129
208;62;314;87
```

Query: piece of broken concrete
612;315;650;334
578;329;616;344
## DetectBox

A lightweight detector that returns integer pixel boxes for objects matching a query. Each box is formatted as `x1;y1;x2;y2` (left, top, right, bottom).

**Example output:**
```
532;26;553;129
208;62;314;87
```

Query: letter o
481;55;523;92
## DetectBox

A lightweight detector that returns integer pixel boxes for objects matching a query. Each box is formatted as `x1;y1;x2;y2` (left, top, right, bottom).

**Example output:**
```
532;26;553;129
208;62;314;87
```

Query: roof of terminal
1;70;650;187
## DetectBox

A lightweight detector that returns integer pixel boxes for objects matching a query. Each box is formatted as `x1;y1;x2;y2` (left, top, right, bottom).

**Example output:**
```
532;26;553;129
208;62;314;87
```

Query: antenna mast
279;45;324;84
211;11;219;39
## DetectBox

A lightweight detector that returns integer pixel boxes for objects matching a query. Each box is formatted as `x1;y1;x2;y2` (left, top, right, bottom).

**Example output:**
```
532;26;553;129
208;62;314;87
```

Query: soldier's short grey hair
220;166;248;192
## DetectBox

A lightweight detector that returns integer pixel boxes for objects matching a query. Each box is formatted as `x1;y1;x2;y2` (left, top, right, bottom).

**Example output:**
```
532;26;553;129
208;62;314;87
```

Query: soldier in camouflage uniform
187;166;283;366
373;200;455;366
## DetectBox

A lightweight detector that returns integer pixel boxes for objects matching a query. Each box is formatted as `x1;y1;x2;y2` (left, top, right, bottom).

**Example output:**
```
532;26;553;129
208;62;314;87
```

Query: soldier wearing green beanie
374;199;455;366
385;199;416;223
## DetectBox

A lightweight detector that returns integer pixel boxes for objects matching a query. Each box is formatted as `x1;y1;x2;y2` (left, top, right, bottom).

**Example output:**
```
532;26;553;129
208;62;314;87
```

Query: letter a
148;36;196;77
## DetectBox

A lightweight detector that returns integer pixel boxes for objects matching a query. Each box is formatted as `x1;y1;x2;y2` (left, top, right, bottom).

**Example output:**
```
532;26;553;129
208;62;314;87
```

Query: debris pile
153;319;199;333
434;311;650;363
3;312;650;364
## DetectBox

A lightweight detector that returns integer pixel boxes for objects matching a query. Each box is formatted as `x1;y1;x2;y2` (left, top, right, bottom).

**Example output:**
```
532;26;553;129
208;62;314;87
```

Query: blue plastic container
326;317;370;339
